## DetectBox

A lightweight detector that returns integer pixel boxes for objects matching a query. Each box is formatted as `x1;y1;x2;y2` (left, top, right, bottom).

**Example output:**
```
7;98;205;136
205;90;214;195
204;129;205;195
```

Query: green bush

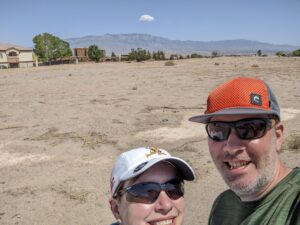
0;65;8;69
191;53;202;58
292;49;300;57
276;51;286;57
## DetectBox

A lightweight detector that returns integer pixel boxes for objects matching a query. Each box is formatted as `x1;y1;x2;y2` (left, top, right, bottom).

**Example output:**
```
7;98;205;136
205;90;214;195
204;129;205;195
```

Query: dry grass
165;60;175;66
26;128;109;149
282;134;300;152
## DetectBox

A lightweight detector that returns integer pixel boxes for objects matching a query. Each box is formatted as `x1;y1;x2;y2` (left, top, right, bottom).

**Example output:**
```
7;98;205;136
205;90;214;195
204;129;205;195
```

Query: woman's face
111;162;185;225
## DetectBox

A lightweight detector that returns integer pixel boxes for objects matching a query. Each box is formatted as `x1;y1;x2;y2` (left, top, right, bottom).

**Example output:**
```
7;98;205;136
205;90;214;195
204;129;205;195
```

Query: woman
109;147;195;225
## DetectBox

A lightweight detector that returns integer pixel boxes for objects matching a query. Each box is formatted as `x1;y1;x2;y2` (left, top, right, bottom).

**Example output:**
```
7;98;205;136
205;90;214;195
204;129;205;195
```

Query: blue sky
2;0;300;47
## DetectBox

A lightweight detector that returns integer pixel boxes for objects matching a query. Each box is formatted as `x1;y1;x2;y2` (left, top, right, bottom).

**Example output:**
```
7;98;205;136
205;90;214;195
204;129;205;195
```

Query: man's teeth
155;219;172;225
228;161;249;169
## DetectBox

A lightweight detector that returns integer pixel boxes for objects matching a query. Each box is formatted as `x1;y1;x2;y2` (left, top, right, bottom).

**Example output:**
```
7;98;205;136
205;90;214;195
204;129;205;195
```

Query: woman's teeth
154;219;173;225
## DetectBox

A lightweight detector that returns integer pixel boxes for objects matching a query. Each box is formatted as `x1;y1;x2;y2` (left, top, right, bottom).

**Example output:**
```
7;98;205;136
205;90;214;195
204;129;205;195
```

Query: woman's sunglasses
117;178;184;204
206;118;277;142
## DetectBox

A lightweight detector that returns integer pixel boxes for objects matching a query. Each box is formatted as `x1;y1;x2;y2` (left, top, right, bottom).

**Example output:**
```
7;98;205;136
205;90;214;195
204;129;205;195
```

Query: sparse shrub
214;62;220;66
282;134;300;151
251;64;259;68
191;53;202;58
170;54;178;60
276;51;286;57
0;65;8;69
165;61;175;66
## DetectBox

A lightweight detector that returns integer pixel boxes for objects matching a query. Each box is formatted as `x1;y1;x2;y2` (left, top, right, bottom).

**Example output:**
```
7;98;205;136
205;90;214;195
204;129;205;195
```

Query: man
189;77;299;225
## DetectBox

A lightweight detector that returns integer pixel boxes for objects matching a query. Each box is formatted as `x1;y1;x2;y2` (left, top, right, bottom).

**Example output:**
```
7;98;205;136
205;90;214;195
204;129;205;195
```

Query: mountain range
66;33;299;55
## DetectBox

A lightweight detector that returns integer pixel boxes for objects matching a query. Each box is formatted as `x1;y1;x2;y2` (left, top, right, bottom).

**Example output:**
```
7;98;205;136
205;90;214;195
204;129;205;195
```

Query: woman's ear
109;197;121;221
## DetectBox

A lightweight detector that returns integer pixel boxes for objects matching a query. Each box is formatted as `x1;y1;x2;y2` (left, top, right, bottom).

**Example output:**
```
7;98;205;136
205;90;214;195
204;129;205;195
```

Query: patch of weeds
51;185;91;203
282;134;300;152
214;62;220;66
0;125;25;130
27;128;108;149
251;64;259;68
165;61;175;66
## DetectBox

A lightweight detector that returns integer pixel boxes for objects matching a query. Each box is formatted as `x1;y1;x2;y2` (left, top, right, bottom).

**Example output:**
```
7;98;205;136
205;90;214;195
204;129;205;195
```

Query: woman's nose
154;191;173;214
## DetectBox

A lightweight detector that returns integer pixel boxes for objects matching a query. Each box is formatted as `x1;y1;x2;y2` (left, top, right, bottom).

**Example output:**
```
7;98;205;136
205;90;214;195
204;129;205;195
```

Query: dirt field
0;57;299;225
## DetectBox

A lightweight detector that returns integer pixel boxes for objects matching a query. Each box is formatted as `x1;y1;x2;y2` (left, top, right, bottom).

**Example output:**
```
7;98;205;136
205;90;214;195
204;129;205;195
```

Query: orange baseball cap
189;77;280;123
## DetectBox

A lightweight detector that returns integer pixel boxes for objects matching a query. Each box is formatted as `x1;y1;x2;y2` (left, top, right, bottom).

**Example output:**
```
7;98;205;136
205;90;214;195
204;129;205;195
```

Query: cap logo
134;161;148;173
146;147;166;158
250;93;262;106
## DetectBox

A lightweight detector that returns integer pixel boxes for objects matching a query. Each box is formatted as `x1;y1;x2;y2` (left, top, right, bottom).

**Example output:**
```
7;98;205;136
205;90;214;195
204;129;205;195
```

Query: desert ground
0;56;299;225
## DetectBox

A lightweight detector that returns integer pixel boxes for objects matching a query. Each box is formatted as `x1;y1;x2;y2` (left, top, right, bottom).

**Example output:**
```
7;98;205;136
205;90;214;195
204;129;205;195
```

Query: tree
88;45;105;62
257;49;262;56
33;33;72;62
152;51;165;60
128;48;150;62
111;52;117;61
292;49;300;57
211;51;219;58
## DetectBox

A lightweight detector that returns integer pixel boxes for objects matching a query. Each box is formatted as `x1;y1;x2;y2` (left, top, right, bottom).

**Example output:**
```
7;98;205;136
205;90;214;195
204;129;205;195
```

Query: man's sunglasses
117;178;184;204
206;118;277;142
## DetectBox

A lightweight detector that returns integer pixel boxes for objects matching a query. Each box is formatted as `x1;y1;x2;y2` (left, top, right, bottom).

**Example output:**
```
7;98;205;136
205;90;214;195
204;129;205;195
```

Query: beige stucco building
0;43;36;68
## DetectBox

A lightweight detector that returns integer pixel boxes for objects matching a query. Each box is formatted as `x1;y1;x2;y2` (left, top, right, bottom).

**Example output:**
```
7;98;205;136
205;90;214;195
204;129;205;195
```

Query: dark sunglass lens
236;120;267;139
126;183;159;204
165;180;184;200
206;123;230;141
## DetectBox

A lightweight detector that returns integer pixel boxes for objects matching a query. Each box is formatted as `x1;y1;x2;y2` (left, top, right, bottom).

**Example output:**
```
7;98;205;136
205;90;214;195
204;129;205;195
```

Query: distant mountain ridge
65;33;299;55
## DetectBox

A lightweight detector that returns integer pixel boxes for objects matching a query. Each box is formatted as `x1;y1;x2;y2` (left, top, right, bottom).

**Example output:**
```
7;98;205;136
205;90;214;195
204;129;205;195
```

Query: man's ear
274;122;284;153
109;197;121;221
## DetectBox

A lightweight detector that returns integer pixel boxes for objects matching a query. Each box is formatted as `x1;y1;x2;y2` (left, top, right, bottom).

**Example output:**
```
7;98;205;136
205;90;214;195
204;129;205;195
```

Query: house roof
0;43;32;51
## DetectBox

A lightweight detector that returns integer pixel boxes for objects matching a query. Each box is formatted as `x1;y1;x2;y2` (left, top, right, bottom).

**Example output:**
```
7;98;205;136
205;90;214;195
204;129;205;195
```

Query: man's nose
224;129;245;155
154;191;173;214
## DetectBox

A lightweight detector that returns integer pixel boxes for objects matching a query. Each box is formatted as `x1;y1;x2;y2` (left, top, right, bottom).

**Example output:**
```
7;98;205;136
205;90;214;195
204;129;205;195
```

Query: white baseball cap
110;147;195;197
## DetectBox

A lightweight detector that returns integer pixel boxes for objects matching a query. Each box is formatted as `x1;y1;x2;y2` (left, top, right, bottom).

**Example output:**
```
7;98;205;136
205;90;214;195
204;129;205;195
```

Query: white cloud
139;14;155;22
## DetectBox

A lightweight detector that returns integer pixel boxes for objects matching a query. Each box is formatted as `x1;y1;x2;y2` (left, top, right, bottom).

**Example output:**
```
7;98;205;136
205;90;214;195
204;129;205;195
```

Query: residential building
0;43;36;68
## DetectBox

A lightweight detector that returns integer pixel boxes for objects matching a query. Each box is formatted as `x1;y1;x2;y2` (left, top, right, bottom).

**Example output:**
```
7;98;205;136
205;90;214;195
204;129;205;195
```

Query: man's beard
226;135;277;200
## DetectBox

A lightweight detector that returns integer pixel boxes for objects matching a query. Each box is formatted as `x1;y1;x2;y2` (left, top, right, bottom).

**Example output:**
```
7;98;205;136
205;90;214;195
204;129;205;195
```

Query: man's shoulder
284;167;300;187
212;189;241;208
216;189;238;201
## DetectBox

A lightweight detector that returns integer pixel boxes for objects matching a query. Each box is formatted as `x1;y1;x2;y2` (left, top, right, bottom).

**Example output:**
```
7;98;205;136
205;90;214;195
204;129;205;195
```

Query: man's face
207;115;283;201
